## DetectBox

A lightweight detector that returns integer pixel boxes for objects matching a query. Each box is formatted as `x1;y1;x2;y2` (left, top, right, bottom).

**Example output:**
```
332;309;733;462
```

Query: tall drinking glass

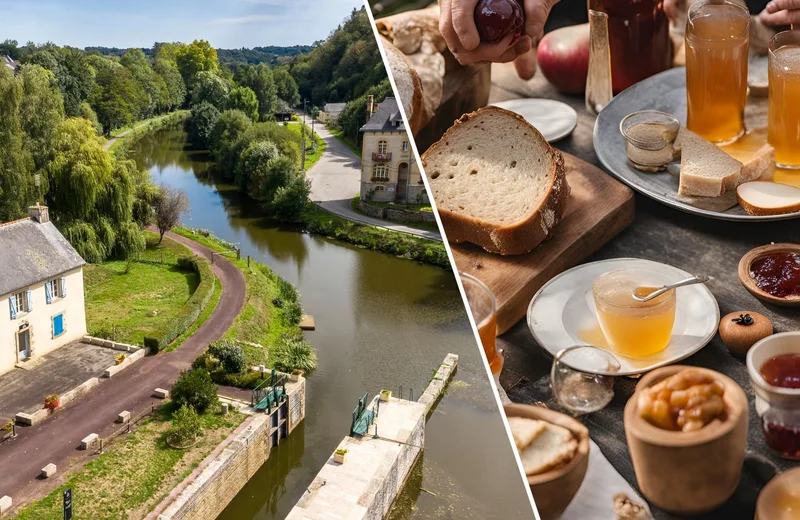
769;31;800;169
460;273;503;376
686;0;750;145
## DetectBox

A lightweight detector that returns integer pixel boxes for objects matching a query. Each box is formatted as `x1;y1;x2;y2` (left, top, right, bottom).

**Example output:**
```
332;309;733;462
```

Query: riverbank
108;111;190;157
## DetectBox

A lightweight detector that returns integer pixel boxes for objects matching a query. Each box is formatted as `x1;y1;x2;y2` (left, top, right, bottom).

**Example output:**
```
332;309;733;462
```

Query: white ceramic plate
527;258;720;376
490;98;578;143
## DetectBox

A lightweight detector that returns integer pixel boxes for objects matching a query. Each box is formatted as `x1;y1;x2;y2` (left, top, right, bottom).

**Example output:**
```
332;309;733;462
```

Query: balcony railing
372;152;392;162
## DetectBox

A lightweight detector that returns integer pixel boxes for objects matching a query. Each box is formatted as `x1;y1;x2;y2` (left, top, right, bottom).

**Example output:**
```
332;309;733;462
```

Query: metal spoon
632;275;711;302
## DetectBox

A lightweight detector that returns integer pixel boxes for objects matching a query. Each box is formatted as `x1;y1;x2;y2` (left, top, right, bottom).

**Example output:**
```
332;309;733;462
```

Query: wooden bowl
738;243;800;307
624;365;749;515
504;403;590;520
756;467;800;520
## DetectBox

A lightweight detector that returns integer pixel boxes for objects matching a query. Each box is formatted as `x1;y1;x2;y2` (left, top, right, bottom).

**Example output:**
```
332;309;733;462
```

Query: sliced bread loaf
422;106;570;255
677;128;743;197
738;143;775;183
737;181;800;216
383;40;425;135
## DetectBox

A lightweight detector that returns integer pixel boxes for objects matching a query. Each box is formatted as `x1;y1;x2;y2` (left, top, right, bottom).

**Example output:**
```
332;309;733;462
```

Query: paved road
296;110;442;242
0;231;246;508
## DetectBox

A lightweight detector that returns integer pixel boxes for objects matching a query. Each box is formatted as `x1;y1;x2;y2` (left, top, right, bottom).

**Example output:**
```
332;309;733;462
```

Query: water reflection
129;126;534;520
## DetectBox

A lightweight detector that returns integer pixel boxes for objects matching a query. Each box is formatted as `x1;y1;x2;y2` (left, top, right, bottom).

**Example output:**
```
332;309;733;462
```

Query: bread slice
383;40;425;135
507;417;547;450
738;144;775;183
519;422;577;476
737;181;800;216
422;107;570;255
676;128;743;197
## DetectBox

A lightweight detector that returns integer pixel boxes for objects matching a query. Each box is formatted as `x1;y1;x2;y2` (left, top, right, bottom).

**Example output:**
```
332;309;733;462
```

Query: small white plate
527;258;720;376
490;98;578;143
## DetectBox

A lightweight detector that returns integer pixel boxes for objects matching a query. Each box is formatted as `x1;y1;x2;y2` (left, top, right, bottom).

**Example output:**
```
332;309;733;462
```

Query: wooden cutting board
452;152;635;335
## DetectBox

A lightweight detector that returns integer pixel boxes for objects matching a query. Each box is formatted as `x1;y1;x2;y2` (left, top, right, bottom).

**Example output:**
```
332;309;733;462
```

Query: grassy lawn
84;233;200;346
286;122;326;170
329;127;362;158
14;402;246;520
171;228;304;367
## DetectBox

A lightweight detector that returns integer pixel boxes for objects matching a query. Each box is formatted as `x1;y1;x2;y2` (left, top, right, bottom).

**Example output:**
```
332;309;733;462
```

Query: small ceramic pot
624;365;749;515
755;467;800;520
505;403;589;520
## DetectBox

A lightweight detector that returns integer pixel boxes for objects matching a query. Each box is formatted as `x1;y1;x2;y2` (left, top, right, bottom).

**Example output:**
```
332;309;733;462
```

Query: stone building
318;102;347;124
359;97;428;203
0;205;87;375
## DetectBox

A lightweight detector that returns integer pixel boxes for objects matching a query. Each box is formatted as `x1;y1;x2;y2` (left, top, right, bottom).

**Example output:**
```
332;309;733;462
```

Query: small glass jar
620;111;680;171
593;268;677;358
747;332;800;460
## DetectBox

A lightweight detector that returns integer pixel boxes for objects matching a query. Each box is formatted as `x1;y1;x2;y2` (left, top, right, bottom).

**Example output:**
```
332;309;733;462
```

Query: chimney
28;203;49;224
367;95;375;118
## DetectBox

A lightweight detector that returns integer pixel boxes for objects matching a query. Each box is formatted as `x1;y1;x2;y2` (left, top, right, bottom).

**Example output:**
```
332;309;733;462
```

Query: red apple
536;23;590;94
474;0;525;45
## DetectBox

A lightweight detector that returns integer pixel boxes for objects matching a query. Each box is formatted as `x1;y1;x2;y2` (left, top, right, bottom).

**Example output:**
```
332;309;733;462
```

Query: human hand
760;0;800;26
439;0;558;79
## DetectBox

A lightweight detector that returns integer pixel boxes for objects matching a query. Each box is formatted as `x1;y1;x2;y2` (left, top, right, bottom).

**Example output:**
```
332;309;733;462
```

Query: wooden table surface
489;62;800;520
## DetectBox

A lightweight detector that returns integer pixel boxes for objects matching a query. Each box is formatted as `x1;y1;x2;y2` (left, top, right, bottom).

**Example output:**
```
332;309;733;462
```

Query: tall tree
235;64;278;121
210;109;252;179
153;185;190;243
18;64;65;176
121;48;168;117
190;71;229;109
153;58;186;109
26;47;94;117
175;40;219;85
228;86;259;121
90;63;148;133
188;102;221;149
273;67;300;107
0;66;34;220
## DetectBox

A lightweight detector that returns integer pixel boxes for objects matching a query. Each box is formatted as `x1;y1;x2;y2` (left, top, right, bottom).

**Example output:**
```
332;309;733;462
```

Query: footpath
0;231;246;506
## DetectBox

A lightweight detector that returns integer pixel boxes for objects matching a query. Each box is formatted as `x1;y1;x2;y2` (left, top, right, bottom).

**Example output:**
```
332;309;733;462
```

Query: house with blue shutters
0;205;87;375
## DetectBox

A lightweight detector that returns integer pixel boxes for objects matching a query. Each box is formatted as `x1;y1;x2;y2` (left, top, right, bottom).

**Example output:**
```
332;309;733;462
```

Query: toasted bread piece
676;128;742;197
737;181;800;216
520;422;577;476
422;106;570;255
507;417;547;451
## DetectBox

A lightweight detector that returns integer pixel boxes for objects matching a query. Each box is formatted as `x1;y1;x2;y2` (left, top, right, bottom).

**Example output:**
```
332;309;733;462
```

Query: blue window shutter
45;281;52;304
61;277;67;298
26;290;32;312
8;296;16;320
53;314;64;337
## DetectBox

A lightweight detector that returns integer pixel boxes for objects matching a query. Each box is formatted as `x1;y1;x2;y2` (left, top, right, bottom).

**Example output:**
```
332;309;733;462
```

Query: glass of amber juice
461;273;502;375
685;0;750;145
769;31;800;169
593;268;677;358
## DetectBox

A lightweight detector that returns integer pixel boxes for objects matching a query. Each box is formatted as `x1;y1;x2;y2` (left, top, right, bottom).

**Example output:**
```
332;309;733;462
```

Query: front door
396;162;409;201
17;329;30;361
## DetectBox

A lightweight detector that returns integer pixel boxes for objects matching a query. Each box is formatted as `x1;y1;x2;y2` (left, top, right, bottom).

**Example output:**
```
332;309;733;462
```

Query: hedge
144;255;216;352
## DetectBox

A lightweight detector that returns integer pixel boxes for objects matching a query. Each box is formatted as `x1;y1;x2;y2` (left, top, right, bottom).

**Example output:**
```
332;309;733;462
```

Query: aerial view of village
0;1;534;519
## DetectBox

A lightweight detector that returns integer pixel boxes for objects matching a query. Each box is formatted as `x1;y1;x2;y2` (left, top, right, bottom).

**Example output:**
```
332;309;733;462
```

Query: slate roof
4;55;19;72
0;218;85;297
360;97;405;133
323;102;347;115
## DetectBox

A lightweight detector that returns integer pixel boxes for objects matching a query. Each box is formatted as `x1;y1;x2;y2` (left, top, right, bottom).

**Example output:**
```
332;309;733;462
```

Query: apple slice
737;181;800;216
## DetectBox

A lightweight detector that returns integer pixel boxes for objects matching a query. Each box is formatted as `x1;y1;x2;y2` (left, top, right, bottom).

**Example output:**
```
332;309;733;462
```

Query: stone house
0;205;87;376
359;97;428;203
318;102;347;124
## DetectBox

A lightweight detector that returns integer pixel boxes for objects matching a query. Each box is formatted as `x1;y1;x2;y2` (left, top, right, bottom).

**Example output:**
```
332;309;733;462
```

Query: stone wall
359;200;436;224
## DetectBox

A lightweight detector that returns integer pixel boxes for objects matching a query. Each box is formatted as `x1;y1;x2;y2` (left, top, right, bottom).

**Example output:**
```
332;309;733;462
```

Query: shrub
282;300;303;326
167;404;201;446
171;368;217;413
271;296;284;308
210;370;265;389
271;337;317;373
192;352;220;372
188;101;221;149
2;420;14;433
44;394;60;411
144;256;216;351
208;340;246;374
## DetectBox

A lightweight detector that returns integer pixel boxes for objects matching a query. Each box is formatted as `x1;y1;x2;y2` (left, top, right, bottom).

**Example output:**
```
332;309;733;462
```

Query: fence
95;403;162;454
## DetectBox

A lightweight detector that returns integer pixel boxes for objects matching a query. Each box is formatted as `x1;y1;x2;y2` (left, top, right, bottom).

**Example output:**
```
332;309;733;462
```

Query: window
377;140;388;154
402;141;409;152
14;292;26;314
46;277;66;304
372;165;389;180
375;186;385;191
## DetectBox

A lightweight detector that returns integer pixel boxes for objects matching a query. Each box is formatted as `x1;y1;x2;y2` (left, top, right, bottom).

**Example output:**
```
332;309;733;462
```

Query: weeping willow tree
45;117;145;262
0;65;34;221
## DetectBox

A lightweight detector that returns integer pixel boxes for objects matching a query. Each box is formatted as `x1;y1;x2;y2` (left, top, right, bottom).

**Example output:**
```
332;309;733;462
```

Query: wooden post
247;255;250;267
237;248;241;260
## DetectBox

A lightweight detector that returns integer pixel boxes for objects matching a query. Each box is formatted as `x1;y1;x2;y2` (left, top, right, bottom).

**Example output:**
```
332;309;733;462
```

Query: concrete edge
418;353;459;415
103;347;148;378
15;375;101;426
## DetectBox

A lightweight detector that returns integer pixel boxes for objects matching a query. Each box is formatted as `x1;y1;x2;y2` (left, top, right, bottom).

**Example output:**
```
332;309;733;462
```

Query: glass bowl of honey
619;110;680;170
747;331;800;460
592;268;677;358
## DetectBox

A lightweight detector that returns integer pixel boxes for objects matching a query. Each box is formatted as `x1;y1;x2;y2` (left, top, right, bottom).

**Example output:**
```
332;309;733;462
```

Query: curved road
299;111;442;242
0;231;246;508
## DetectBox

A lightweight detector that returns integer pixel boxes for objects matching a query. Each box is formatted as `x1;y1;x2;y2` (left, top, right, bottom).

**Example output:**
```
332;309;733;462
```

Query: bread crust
737;193;800;216
423;107;571;255
383;41;426;135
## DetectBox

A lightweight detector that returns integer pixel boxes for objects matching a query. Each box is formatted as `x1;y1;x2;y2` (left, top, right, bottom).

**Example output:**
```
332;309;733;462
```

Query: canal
129;126;533;520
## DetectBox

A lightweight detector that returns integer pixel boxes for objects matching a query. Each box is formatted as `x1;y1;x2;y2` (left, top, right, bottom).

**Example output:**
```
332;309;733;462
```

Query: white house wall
0;267;87;376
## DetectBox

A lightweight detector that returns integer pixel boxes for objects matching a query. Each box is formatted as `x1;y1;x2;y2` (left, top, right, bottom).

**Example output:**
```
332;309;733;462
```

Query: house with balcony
0;205;87;376
359;97;428;203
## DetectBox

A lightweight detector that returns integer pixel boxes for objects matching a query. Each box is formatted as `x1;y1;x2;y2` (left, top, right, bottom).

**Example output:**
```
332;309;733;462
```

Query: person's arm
439;0;559;79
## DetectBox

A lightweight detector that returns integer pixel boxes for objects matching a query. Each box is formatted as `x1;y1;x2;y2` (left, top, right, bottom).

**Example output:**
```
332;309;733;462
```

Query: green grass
171;228;304;367
84;233;201;346
329;127;362;157
165;274;223;353
286;122;326;170
301;204;450;268
14;403;246;520
108;110;190;155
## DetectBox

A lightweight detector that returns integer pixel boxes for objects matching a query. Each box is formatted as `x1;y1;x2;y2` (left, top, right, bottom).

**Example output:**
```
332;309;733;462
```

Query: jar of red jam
747;332;800;460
